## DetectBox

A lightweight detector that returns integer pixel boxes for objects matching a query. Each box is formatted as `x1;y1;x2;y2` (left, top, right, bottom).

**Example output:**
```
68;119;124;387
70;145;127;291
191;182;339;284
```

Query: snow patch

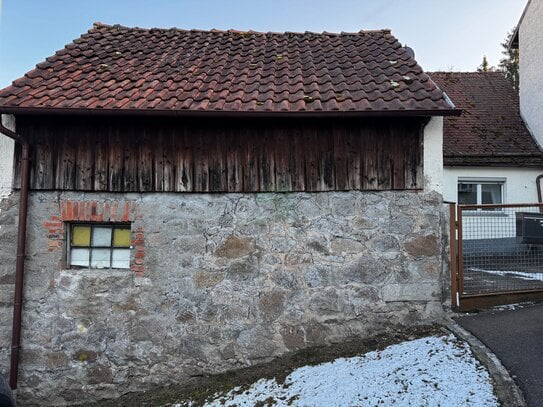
471;267;543;282
200;334;498;406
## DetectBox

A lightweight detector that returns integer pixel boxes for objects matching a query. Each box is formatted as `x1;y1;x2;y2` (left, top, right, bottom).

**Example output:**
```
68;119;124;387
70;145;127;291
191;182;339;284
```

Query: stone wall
0;190;449;405
0;195;17;379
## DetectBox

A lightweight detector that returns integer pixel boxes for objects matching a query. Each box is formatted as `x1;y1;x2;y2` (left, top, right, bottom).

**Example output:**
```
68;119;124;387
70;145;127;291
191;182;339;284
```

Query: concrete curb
444;320;527;407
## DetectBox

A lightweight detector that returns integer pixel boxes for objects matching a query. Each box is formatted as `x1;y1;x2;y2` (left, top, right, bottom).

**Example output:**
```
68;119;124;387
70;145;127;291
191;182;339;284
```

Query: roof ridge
91;22;391;37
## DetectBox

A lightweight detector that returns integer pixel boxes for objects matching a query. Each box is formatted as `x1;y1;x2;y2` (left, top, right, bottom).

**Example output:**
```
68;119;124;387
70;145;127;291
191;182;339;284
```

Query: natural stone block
215;235;253;258
194;271;224;288
258;290;285;322
382;283;441;302
280;325;305;351
404;234;439;257
331;238;363;254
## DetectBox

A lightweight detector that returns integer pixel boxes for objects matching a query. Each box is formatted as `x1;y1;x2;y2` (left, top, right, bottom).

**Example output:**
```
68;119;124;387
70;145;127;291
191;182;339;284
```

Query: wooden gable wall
14;116;425;192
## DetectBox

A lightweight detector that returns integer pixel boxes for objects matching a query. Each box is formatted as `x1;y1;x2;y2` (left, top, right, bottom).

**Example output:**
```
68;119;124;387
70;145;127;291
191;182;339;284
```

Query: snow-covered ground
195;334;498;407
471;267;543;282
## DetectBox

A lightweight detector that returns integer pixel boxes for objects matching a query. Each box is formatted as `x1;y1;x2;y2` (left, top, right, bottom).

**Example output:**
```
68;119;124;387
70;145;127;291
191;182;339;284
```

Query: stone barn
0;23;458;405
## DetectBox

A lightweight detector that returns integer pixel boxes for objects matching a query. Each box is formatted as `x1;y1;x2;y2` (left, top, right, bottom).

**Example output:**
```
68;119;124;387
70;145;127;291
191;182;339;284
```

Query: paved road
455;302;543;407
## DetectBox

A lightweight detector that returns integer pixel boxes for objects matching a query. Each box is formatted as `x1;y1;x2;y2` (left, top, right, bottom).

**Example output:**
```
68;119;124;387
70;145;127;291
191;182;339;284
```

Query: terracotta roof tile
429;71;543;166
0;23;457;116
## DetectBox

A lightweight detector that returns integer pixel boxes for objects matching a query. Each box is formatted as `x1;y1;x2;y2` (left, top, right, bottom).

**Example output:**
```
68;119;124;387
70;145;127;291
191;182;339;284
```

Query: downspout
536;174;543;204
0;120;30;391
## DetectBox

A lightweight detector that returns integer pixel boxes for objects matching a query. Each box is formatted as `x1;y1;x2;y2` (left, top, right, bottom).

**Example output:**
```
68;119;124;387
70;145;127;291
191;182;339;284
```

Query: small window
458;180;504;206
69;224;131;269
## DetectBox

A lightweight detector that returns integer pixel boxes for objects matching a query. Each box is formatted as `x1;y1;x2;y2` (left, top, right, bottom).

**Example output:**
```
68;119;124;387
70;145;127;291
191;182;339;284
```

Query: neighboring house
511;0;543;146
0;23;457;404
429;71;543;206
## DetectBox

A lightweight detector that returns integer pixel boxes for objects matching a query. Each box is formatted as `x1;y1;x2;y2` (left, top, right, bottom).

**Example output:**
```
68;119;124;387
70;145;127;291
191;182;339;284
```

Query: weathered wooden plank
274;127;292;192
318;126;334;191
153;127;164;192
347;125;363;190
138;127;154;192
41;124;56;189
55;127;77;190
226;127;242;192
333;127;348;191
288;126;305;192
208;127;226;192
122;125;138;191
259;128;276;192
242;128;259;192
174;127;192;192
391;128;405;190
108;126;124;192
93;124;109;191
162;128;175;192
192;128;209;192
376;124;391;190
304;126;319;191
75;124;94;191
414;125;424;189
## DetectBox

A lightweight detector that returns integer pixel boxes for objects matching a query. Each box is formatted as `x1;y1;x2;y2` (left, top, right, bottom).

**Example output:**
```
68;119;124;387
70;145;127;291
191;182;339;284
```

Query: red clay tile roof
0;23;457;116
429;71;543;167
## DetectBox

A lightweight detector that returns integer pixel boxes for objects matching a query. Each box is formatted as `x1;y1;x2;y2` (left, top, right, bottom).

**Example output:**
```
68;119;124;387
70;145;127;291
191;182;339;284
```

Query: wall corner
423;116;444;195
0;114;16;198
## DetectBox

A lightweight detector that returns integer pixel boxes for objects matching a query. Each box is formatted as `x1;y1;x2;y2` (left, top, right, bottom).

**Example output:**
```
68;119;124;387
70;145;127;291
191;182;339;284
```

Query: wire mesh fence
458;203;543;295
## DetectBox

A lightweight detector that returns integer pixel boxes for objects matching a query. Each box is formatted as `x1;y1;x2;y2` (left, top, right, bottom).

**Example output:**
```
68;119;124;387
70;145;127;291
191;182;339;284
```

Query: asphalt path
455;302;543;407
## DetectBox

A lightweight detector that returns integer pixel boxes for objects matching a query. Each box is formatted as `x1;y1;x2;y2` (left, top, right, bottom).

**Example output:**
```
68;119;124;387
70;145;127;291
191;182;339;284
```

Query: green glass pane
113;228;131;247
72;225;91;247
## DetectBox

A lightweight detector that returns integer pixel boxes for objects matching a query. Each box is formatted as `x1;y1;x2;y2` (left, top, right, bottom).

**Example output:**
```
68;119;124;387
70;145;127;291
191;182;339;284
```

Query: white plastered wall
519;0;543;147
423;116;443;194
0;114;15;197
443;166;543;204
444;166;543;240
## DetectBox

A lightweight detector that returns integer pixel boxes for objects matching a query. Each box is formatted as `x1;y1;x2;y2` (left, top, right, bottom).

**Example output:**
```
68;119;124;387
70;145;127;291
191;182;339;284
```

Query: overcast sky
0;0;526;88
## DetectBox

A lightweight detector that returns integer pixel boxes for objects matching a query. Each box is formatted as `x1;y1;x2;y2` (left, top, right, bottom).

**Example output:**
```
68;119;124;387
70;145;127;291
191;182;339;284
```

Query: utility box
516;212;543;244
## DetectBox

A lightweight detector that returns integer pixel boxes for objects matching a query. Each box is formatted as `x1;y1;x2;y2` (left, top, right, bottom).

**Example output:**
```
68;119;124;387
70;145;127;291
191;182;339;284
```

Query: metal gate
450;203;543;310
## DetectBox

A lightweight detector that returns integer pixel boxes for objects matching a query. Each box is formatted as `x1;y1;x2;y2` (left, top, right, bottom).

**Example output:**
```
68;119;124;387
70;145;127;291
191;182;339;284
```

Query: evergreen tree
477;55;495;72
498;30;519;91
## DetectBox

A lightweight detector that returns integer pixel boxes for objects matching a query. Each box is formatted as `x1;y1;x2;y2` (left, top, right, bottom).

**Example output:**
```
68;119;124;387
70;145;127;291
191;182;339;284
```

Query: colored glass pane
113;228;131;247
72;225;91;246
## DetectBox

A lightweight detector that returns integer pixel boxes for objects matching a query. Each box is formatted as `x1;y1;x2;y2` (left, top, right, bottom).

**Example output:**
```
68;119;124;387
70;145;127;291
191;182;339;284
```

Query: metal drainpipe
536;174;543;204
0;120;30;391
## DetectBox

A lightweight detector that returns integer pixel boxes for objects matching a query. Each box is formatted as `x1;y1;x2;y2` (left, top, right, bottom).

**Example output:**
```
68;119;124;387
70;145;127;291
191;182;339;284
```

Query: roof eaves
509;0;532;49
0;106;461;118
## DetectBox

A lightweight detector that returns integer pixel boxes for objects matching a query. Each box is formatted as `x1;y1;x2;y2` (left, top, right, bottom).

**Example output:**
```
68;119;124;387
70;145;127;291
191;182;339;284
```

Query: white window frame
457;177;506;206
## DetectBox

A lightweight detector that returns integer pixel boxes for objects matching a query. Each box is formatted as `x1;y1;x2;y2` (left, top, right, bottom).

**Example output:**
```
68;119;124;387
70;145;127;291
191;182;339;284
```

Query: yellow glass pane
113;228;131;247
72;225;91;247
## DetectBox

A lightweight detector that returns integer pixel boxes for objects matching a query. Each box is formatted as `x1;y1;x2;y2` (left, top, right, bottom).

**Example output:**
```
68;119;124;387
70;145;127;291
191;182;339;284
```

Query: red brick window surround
43;200;145;276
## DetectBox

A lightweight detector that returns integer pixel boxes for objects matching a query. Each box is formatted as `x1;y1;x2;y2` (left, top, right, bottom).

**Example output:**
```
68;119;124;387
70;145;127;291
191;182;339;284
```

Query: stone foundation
0;190;448;405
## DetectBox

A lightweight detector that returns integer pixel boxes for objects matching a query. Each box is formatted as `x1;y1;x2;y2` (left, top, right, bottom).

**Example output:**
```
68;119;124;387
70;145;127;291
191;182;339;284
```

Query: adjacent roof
429;71;543;166
0;23;457;117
